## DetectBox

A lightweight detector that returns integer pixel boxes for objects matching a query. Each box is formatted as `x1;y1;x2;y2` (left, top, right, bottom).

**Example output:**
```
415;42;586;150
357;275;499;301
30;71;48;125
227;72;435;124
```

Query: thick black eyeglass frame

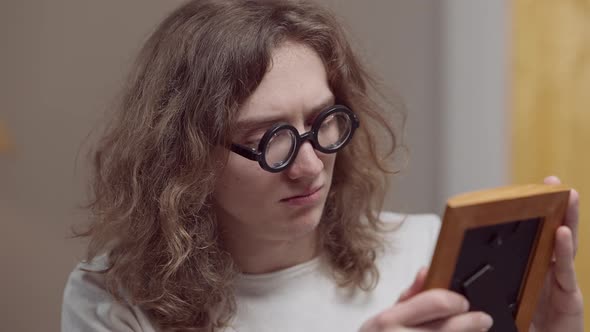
230;104;360;173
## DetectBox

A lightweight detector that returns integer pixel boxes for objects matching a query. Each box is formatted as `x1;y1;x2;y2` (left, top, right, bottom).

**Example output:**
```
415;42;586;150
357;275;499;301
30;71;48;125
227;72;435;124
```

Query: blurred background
0;0;588;330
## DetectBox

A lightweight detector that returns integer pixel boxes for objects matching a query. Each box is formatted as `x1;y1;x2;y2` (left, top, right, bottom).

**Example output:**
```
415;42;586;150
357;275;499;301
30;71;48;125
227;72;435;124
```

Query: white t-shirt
61;212;441;332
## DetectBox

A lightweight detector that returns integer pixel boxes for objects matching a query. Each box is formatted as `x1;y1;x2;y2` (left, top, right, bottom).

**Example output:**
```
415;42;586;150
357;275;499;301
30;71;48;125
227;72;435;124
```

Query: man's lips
280;186;323;202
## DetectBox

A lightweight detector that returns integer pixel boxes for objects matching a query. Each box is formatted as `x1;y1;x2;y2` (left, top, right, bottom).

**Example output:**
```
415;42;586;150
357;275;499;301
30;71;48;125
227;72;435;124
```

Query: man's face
212;41;336;244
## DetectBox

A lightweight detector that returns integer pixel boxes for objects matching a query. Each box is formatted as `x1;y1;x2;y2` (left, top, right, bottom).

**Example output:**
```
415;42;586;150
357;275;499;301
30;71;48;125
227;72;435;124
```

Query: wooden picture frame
424;184;570;332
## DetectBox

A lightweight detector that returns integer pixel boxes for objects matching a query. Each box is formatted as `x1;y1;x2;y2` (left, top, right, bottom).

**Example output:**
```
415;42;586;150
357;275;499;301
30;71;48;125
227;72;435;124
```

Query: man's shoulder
61;255;155;331
63;255;110;301
378;211;441;261
378;211;441;235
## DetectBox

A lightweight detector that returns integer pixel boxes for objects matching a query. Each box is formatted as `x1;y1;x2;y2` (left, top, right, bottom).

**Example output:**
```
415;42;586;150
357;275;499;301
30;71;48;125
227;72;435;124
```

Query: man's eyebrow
235;117;282;134
235;95;336;134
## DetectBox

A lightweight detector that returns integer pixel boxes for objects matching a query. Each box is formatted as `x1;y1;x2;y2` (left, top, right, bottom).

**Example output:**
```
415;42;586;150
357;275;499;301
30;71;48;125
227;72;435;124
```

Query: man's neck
221;226;320;275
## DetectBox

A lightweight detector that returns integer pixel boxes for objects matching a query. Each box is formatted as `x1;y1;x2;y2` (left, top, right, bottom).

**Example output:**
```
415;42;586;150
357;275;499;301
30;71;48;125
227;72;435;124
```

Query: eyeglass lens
265;130;297;169
264;110;353;169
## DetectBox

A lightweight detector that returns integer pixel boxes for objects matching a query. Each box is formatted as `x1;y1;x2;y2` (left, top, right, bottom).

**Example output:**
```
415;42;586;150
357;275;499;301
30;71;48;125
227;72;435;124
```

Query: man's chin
281;204;325;234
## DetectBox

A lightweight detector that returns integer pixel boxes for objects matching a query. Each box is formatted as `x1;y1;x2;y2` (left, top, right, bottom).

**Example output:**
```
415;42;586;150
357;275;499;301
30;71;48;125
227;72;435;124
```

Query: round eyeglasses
230;105;360;172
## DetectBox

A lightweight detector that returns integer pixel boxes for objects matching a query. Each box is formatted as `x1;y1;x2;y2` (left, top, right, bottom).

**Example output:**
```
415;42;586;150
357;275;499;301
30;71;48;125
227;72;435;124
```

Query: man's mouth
280;186;324;204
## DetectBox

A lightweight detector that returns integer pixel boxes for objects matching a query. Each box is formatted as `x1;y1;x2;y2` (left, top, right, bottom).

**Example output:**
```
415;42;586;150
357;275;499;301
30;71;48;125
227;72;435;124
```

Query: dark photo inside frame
450;217;543;332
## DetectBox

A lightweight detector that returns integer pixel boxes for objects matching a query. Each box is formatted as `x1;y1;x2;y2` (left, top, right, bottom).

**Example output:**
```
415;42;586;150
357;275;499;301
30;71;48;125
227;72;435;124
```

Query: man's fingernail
481;313;493;330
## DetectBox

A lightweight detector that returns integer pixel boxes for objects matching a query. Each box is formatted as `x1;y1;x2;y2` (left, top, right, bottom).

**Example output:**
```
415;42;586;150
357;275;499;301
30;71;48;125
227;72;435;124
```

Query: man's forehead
236;42;331;118
237;93;335;124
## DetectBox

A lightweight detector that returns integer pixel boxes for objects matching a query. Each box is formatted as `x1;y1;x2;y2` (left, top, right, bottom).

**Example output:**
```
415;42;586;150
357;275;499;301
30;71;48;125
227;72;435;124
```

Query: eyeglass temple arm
230;144;261;162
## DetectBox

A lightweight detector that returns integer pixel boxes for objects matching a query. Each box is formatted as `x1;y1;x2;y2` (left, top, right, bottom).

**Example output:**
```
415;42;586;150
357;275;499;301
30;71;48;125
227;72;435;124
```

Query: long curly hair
79;0;400;330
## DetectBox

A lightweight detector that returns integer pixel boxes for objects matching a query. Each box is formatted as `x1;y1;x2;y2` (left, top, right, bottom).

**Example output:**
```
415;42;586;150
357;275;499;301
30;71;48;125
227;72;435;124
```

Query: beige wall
512;0;590;329
320;0;442;213
0;1;184;330
0;1;442;330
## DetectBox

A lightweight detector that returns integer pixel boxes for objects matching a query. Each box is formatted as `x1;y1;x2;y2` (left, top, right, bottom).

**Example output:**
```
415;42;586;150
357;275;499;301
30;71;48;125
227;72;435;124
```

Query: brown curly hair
79;0;400;330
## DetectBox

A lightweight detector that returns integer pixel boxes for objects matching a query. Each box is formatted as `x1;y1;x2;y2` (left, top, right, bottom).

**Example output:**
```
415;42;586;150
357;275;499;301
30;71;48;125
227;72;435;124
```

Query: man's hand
360;269;494;332
529;176;583;332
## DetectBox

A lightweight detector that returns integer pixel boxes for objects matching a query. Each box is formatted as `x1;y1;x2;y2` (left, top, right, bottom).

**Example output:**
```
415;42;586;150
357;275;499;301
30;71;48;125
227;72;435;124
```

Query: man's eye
244;137;262;148
307;115;319;128
320;115;335;129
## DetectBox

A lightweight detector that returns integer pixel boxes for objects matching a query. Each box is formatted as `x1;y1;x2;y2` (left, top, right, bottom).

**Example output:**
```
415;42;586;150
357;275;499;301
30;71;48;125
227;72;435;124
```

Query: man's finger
553;226;578;293
565;189;579;255
543;176;579;256
379;289;469;326
397;267;428;303
543;175;561;185
419;311;493;332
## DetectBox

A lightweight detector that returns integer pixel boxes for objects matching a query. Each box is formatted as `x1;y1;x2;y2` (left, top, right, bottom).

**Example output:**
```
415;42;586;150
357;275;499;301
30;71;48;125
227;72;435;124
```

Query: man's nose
284;141;323;180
